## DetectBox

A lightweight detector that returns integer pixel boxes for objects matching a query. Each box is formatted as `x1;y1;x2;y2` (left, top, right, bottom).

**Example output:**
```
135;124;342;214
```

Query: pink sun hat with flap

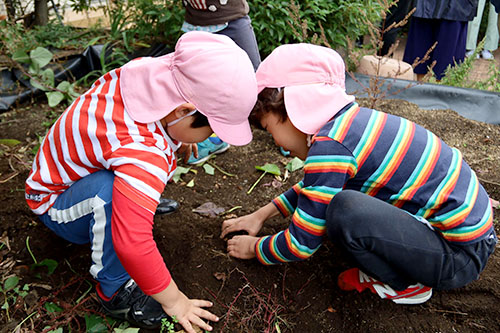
256;44;355;135
120;31;257;146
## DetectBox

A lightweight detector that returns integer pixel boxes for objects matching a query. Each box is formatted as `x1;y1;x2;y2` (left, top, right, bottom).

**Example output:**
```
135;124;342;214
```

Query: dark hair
249;88;288;130
190;111;210;128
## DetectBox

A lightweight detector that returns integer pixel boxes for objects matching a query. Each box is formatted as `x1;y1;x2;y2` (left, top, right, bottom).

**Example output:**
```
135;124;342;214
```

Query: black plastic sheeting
346;73;500;125
0;43;173;112
1;45;104;111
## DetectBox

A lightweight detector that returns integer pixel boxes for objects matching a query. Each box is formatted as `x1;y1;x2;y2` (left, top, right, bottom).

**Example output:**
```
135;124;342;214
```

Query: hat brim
121;55;187;124
284;83;355;135
206;117;252;146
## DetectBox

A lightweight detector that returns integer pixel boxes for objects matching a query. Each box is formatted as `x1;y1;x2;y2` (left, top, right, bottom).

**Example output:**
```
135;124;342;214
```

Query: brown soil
0;98;499;332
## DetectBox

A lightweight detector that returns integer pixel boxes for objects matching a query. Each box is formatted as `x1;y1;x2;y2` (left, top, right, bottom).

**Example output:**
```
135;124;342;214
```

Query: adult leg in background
216;15;261;71
379;0;413;56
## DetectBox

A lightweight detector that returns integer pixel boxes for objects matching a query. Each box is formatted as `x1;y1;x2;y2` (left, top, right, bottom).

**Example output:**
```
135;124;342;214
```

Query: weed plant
251;0;384;57
434;40;500;93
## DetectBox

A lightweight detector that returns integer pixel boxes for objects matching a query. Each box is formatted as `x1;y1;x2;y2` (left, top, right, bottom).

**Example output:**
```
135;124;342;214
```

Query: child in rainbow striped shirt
220;43;497;305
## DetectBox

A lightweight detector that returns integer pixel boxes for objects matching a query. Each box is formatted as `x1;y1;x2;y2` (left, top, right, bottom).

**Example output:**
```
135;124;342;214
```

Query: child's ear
173;103;195;118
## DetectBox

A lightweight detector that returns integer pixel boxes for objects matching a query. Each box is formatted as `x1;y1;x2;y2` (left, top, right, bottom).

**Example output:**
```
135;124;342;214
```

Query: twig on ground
478;177;500;187
432;309;468;316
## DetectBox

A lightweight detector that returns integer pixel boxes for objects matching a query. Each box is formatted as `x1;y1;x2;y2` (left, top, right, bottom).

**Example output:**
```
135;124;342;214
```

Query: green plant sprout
26;236;58;278
247;163;281;194
224;206;242;215
160;315;179;333
84;313;117;332
202;156;236;177
12;46;80;107
172;166;196;183
0;275;29;322
0;139;21;147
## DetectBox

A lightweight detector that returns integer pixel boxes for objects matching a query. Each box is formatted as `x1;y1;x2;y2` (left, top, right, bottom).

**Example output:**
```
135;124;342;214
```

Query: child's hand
153;281;218;333
227;235;259;259
221;212;264;239
176;143;198;163
161;290;218;333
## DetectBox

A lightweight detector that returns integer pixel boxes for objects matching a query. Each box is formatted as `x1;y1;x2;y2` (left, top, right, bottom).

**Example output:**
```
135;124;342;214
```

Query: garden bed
0;98;499;332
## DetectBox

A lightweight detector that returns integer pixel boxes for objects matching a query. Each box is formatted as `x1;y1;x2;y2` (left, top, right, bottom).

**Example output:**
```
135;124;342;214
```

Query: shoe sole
188;144;231;165
391;289;432;305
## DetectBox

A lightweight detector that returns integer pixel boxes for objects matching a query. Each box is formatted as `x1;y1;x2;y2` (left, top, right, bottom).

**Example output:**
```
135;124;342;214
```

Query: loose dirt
0;98;499;332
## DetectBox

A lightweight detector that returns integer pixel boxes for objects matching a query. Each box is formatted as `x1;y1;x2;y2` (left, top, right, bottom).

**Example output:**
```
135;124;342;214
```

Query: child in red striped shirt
25;31;257;332
221;43;496;305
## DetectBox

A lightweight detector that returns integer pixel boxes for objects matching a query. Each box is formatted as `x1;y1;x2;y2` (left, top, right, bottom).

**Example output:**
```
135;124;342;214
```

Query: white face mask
166;109;198;127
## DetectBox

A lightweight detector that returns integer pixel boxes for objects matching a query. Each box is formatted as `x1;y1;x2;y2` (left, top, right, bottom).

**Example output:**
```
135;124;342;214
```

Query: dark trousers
403;17;467;80
379;0;413;56
216;15;261;71
325;190;496;291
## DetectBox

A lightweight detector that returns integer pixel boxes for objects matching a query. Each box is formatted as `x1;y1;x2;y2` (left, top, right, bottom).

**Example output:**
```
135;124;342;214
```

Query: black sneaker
155;198;179;215
97;279;170;329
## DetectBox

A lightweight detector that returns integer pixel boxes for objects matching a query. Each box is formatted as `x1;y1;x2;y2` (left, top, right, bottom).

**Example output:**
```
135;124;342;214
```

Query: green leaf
113;321;137;332
46;91;65;107
30;68;55;91
44;302;63;313
0;139;21;146
113;328;140;333
56;81;71;93
172;166;191;183
45;328;63;333
285;157;304;172
203;164;215;175
12;50;30;64
32;258;58;275
86;36;104;47
69;83;80;99
4;276;19;292
255;163;281;176
186;179;195;187
30;78;47;91
30;47;53;68
85;314;109;333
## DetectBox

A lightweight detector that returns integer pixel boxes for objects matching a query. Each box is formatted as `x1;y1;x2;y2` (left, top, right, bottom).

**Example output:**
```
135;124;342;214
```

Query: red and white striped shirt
26;68;178;294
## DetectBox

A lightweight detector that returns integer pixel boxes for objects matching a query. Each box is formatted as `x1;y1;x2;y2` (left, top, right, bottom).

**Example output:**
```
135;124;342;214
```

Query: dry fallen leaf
0;231;10;251
327;306;337;313
214;272;226;281
192;202;225;217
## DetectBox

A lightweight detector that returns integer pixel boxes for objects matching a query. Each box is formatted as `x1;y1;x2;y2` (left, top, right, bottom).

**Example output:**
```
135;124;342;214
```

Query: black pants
325;190;497;291
379;0;413;56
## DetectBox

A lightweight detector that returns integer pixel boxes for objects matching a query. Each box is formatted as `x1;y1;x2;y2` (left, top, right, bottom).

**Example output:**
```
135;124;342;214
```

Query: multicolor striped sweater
255;103;494;265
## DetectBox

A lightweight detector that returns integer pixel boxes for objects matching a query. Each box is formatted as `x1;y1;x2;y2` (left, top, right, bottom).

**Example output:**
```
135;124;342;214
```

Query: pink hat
120;31;257;146
256;44;355;135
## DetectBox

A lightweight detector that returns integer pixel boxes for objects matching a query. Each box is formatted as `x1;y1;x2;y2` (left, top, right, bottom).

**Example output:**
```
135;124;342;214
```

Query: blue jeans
326;190;497;290
216;15;261;71
38;170;130;297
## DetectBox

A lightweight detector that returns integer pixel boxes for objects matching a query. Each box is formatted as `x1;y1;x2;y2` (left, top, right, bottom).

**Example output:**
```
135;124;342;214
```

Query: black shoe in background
155;198;179;215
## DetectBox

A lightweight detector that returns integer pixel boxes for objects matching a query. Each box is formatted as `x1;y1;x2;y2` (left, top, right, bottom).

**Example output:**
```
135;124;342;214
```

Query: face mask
166;109;198;127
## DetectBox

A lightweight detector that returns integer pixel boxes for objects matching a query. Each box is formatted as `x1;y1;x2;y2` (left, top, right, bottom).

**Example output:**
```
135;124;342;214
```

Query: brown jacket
183;0;249;26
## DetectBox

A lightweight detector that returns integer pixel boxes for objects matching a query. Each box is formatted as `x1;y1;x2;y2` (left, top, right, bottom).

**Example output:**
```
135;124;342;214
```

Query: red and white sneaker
338;268;432;305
